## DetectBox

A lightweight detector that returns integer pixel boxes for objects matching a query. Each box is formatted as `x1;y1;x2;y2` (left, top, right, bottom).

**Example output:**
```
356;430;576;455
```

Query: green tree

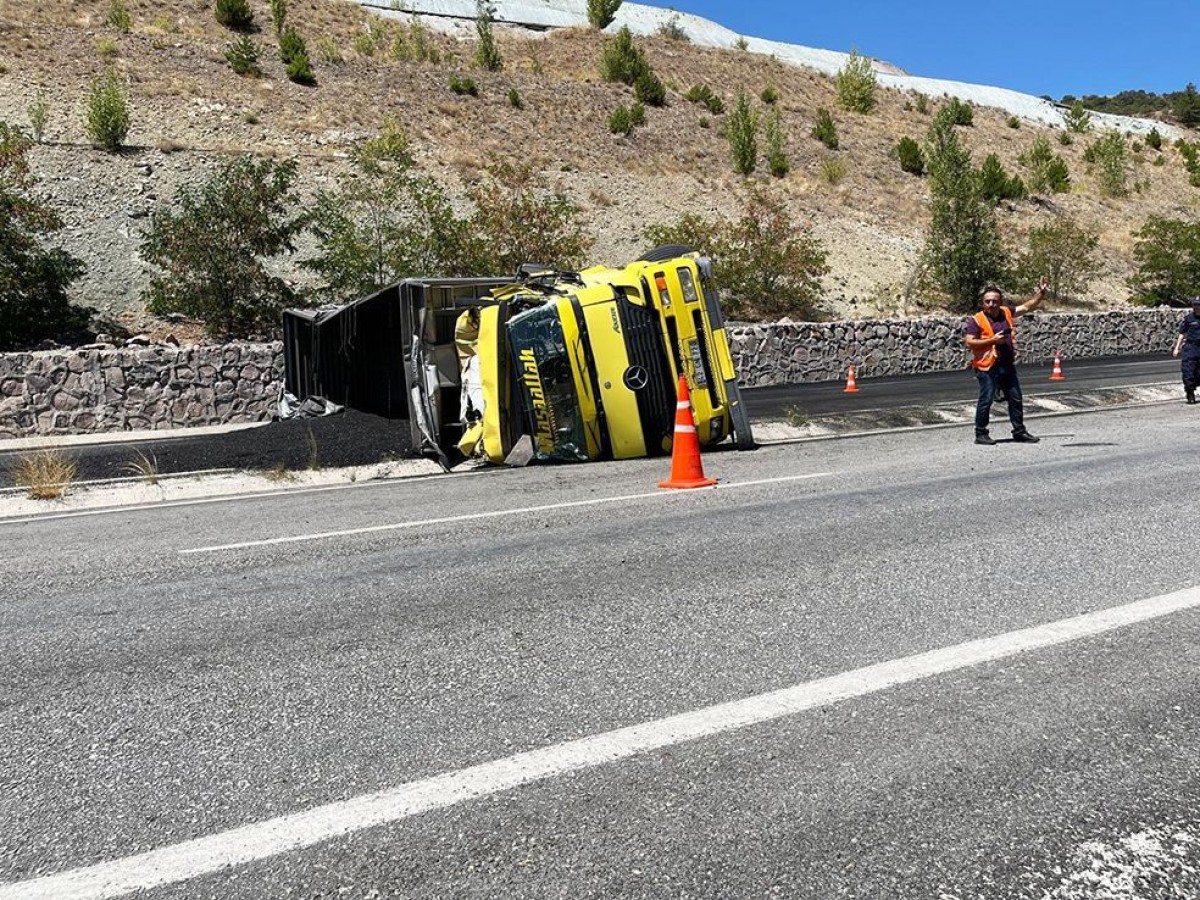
464;159;591;275
1063;100;1092;133
105;0;132;31
279;27;315;84
764;106;788;178
685;84;724;115
811;107;838;149
1014;215;1100;301
1083;131;1128;197
140;156;305;337
1127;216;1200;306
599;25;649;85
0;123;87;349
727;90;758;176
976;153;1026;205
215;0;253;31
84;68;130;152
305;129;474;300
586;0;622;30
921;115;1008;311
835;49;876;113
940;96;974;126
1018;135;1071;193
269;0;287;34
1172;82;1200;129
474;0;502;72
225;36;261;77
645;189;828;320
634;69;666;107
894;136;924;175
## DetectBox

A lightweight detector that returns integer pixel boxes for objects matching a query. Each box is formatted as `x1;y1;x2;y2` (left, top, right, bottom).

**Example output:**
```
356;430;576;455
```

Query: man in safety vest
963;277;1049;445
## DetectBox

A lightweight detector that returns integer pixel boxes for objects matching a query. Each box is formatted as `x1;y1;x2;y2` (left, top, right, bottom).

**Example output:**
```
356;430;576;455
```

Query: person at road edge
963;278;1049;445
1171;296;1200;405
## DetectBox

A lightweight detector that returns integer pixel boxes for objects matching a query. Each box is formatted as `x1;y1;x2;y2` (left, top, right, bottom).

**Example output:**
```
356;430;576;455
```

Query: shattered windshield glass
506;302;591;462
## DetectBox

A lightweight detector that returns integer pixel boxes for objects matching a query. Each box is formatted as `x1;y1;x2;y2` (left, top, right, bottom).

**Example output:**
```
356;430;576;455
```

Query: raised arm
1014;276;1050;316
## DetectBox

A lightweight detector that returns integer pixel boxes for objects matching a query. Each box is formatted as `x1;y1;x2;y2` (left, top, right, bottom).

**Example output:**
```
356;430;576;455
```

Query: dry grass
12;449;78;500
121;447;159;484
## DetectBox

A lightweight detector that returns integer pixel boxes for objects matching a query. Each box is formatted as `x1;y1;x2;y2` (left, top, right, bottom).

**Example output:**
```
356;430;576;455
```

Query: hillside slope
1;0;1197;336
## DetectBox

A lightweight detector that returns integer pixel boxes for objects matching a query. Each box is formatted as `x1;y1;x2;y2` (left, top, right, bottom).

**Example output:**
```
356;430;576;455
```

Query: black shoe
975;433;996;445
1187;393;1197;405
1012;431;1040;443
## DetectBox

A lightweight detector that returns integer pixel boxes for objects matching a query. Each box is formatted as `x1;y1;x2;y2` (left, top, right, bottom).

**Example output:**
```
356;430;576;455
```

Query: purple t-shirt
965;310;1015;364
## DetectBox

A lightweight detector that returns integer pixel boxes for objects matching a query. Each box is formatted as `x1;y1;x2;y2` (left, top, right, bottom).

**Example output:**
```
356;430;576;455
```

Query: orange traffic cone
844;364;859;393
658;375;717;490
1049;353;1065;381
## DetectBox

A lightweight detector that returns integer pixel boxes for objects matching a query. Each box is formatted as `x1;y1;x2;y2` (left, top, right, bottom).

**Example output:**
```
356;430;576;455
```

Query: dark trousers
975;363;1025;436
1182;351;1199;394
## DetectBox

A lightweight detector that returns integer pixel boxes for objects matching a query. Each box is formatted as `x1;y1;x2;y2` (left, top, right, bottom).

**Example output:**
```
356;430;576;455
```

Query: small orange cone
658;375;717;490
1049;353;1065;381
844;364;859;393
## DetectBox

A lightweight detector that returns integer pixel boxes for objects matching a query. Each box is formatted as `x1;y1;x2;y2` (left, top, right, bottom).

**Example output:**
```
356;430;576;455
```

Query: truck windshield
506;303;591;462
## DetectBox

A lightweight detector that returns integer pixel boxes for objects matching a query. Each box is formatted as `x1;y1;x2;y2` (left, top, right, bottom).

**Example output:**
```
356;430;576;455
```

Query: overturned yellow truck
283;247;754;467
410;247;754;466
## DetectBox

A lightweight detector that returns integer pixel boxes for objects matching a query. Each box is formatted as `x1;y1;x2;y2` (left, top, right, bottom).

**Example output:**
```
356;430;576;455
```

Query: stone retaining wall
728;308;1181;386
0;343;282;439
0;309;1184;438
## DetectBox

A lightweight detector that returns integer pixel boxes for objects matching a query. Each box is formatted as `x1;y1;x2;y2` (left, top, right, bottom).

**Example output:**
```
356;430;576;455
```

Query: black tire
636;244;695;263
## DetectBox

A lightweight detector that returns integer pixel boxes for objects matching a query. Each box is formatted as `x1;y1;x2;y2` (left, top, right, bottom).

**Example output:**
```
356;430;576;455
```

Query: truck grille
616;296;675;455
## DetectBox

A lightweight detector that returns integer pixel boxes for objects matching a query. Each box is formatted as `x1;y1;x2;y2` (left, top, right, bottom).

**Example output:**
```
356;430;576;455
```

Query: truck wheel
636;244;695;263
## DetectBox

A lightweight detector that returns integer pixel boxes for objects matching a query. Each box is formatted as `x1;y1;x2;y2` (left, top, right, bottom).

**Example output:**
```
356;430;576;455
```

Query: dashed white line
4;584;1198;900
179;473;835;554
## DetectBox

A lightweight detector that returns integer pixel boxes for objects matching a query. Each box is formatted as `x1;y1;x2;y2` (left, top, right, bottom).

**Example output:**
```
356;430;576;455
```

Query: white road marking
3;585;1198;900
0;473;460;526
180;473;834;554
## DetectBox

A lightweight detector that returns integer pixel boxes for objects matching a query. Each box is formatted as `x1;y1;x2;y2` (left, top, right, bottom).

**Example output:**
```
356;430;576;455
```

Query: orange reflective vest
969;307;1014;372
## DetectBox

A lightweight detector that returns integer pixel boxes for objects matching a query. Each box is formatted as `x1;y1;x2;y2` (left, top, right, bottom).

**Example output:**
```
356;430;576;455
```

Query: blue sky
653;1;1197;100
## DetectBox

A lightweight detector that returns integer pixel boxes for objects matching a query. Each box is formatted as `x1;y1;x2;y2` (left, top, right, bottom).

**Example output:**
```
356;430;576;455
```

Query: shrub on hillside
609;104;634;136
83;68;130;152
645;188;828;320
657;14;688;42
634;70;666;107
305;124;478;301
1014;215;1100;302
215;0;253;32
105;0;131;31
938;97;974;127
450;75;478;96
225;36;261;77
474;0;502;72
140;156;306;337
463;159;591;275
1146;127;1162;151
1127;216;1200;305
0;122;88;350
976;153;1026;204
684;84;724;115
1083;131;1128;197
279;27;315;84
811;108;838;149
760;84;779;105
600;26;649;85
586;0;622;30
269;0;287;34
727;90;758;176
835;49;876;113
1064;100;1092;133
895;136;924;174
1019;136;1071;193
764;106;788;178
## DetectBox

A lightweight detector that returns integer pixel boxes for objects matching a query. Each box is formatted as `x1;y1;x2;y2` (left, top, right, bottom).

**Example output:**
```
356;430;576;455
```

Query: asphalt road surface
3;401;1198;898
0;354;1179;486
